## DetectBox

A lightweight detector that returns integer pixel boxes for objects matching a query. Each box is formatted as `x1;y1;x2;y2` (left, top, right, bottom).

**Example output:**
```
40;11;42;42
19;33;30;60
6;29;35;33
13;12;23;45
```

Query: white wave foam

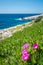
15;18;22;20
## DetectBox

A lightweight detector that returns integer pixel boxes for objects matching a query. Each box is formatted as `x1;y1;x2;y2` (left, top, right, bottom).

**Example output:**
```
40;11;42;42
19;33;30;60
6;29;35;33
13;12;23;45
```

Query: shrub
34;16;43;23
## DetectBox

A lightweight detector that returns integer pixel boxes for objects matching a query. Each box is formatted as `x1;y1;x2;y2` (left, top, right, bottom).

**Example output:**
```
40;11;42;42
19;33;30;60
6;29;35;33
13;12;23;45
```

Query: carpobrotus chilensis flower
22;53;30;61
33;43;38;49
22;43;29;49
22;49;28;55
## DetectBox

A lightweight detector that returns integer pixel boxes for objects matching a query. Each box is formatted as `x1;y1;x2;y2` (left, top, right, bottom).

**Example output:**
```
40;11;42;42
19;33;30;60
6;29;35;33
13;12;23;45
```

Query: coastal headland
21;14;43;20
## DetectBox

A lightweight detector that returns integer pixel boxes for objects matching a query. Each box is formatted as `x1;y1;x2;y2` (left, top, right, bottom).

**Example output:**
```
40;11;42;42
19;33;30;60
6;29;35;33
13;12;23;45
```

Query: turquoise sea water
0;14;40;29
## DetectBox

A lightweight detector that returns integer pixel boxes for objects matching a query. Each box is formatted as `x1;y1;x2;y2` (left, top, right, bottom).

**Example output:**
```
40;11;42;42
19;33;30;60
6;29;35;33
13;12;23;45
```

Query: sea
0;14;40;29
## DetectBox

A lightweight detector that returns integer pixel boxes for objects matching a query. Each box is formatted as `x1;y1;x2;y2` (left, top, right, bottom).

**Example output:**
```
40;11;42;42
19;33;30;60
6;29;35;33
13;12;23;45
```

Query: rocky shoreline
0;22;33;40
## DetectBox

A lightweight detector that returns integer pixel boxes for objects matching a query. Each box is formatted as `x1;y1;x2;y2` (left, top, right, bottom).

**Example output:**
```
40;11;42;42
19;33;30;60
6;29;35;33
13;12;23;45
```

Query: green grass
0;20;43;65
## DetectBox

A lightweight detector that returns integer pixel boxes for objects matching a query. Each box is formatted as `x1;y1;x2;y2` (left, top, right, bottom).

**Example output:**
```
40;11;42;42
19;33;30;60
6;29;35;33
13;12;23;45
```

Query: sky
0;0;43;13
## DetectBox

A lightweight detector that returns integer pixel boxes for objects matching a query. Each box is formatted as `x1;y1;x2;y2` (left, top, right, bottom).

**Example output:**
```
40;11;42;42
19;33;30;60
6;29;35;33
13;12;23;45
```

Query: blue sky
0;0;43;13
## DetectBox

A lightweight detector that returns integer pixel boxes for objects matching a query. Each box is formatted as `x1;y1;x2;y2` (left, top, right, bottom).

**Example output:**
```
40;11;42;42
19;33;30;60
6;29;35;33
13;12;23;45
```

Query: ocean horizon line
0;13;42;14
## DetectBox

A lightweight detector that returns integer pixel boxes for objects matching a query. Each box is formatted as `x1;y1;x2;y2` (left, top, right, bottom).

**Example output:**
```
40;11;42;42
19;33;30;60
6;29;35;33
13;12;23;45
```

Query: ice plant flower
22;49;28;55
33;43;38;49
22;43;29;49
22;53;30;61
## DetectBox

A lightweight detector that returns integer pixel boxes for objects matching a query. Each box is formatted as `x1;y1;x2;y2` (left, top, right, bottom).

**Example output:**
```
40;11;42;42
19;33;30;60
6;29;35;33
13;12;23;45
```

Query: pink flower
22;49;28;55
22;53;30;61
33;43;38;49
22;43;29;49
